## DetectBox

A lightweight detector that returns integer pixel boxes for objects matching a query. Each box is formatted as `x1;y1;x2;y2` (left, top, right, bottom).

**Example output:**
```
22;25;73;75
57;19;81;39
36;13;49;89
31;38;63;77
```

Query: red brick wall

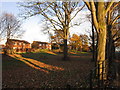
6;40;31;53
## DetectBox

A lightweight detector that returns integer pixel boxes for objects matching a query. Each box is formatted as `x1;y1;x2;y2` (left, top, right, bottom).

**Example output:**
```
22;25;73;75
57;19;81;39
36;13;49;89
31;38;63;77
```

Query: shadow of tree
8;54;64;73
2;54;27;70
21;51;57;60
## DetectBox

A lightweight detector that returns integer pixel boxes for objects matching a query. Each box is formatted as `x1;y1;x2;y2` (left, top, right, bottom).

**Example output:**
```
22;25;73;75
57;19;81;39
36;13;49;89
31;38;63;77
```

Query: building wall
32;41;51;50
6;40;31;53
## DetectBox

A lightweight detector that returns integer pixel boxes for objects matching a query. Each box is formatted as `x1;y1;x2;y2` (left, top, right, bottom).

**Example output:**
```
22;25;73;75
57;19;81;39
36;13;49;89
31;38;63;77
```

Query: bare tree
19;0;85;60
0;13;24;41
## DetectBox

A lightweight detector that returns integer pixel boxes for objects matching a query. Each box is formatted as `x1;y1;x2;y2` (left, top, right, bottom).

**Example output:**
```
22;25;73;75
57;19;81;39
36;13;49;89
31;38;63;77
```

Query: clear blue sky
1;2;19;16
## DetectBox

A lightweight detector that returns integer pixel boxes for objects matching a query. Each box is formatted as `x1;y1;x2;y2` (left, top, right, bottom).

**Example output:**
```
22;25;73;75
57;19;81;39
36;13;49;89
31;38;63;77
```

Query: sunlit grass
44;51;57;55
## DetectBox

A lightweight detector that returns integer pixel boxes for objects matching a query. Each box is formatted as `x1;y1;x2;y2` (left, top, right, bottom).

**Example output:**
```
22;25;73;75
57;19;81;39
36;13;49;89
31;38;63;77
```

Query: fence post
102;61;104;88
98;62;100;88
90;70;93;90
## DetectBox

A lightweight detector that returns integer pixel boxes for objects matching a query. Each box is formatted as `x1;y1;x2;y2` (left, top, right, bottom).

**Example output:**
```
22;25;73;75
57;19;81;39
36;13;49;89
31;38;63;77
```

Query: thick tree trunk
97;29;107;80
108;28;113;61
97;2;107;80
63;39;68;60
97;31;106;61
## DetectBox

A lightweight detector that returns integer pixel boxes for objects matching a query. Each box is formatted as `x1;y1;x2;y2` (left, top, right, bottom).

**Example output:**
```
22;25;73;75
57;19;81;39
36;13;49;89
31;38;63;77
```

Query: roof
33;41;50;44
0;44;5;48
7;39;30;44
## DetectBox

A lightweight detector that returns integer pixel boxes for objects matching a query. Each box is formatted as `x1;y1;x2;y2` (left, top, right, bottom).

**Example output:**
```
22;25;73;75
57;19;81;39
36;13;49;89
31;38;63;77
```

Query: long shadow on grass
21;51;57;60
69;52;91;56
2;54;27;70
8;54;64;73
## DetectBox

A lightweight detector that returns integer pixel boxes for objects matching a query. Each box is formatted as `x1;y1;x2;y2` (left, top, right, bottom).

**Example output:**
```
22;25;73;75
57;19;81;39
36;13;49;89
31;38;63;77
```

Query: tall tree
19;0;85;60
83;0;116;79
0;13;24;41
86;13;97;62
106;2;120;62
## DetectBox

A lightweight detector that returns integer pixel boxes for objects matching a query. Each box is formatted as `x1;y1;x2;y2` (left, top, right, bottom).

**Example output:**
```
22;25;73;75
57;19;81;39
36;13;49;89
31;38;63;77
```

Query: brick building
0;44;5;54
32;41;51;50
6;39;31;53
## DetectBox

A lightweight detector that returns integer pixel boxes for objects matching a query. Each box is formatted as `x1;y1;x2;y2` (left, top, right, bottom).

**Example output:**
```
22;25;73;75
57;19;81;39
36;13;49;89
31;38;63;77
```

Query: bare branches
111;15;120;25
114;37;120;42
19;1;84;40
70;4;85;22
0;13;24;40
90;1;98;32
105;0;114;14
83;0;91;11
110;1;120;13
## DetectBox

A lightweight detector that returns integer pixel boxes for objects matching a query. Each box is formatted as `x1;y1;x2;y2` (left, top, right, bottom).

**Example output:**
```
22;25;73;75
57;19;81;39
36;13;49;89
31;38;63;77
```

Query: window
39;44;41;46
13;47;17;49
14;42;17;45
18;43;23;45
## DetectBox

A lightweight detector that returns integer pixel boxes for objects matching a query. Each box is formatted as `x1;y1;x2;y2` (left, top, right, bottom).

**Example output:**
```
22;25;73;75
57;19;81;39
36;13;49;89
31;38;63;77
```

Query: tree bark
91;19;95;62
63;39;68;60
97;29;107;80
107;26;113;60
97;2;107;80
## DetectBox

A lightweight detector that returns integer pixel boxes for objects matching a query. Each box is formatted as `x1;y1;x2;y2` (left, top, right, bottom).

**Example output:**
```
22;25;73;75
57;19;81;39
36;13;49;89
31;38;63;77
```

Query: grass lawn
2;51;95;88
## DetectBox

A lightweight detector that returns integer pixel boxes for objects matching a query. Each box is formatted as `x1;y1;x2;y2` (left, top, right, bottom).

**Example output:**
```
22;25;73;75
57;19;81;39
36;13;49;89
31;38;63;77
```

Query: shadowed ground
2;51;94;88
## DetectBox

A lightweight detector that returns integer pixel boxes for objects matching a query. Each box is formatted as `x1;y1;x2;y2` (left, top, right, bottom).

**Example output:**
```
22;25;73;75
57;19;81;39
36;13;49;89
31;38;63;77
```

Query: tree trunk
63;39;68;60
106;26;113;76
112;43;116;59
97;31;107;61
97;2;107;80
91;20;95;62
97;29;107;80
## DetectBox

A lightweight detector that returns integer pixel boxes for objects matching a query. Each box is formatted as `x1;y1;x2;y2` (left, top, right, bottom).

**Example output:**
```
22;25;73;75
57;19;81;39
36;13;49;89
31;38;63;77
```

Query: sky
0;1;91;44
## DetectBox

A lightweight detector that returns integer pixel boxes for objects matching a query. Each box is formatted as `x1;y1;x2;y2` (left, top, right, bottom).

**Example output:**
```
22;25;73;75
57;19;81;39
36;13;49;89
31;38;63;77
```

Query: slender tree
106;2;120;62
86;14;97;62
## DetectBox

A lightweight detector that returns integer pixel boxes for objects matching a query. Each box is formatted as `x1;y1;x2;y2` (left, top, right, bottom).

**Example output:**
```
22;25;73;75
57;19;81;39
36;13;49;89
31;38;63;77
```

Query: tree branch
113;37;120;42
105;1;114;14
83;0;91;11
70;4;85;22
90;0;98;32
111;15;120;26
